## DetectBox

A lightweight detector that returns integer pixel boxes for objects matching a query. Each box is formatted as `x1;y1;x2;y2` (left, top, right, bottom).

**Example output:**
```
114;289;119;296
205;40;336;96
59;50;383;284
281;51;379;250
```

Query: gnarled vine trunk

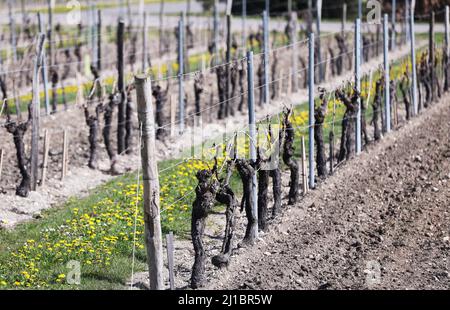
236;159;257;246
283;110;300;204
191;170;218;289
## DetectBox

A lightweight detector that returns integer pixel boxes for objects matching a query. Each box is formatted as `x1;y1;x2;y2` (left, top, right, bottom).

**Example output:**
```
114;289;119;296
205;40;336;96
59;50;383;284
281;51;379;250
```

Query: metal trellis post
410;2;418;116
292;11;299;92
355;18;362;154
263;10;270;104
308;32;315;189
383;14;391;133
178;15;185;134
242;0;247;56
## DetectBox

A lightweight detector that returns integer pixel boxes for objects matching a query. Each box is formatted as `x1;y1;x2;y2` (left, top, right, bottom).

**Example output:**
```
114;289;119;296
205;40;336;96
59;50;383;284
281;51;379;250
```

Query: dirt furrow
208;97;450;290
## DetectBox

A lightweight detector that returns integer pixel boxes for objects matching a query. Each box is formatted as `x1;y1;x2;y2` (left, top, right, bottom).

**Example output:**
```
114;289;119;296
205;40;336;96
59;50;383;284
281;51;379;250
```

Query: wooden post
166;232;175;290
41;58;50;117
61;130;68;180
38;12;50;116
9;1;20;119
135;74;164;290
0;149;4;182
301;136;308;194
31;34;46;191
41;130;50;187
117;19;126;153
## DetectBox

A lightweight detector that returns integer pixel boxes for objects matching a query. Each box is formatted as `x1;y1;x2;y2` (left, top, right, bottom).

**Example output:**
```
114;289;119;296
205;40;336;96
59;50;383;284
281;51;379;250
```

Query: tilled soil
208;97;450;290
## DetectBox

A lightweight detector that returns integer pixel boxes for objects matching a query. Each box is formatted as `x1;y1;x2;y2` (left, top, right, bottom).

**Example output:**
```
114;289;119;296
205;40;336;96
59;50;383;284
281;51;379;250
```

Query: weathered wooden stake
41;130;50;186
166;232;175;290
38;12;50;116
246;50;258;237
31;34;46;191
135;74;164;290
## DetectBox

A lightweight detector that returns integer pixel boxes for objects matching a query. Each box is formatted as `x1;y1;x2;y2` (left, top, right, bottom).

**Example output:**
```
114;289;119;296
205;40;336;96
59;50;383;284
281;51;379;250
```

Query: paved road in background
0;0;444;33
